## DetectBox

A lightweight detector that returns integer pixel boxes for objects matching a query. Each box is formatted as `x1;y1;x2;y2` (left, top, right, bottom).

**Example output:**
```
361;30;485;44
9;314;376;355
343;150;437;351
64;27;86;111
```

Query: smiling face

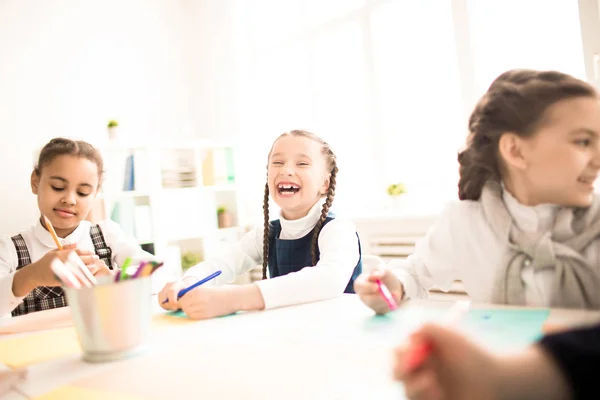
31;155;100;237
267;134;331;220
500;97;600;207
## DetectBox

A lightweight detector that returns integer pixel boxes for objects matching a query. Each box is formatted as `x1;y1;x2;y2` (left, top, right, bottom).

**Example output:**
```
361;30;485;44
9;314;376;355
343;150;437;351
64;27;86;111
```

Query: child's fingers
393;345;411;380
403;369;440;400
159;292;178;311
78;254;100;266
353;276;380;296
91;261;112;276
367;269;385;281
74;248;95;256
67;263;94;288
412;324;470;354
157;289;169;308
368;296;395;315
165;286;181;310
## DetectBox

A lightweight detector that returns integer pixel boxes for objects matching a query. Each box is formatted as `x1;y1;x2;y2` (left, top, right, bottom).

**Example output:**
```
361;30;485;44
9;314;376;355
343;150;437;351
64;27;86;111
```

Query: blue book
123;154;135;191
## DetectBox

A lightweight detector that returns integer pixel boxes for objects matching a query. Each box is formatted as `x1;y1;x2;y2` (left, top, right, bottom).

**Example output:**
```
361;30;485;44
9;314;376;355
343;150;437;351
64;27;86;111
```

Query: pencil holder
64;276;152;363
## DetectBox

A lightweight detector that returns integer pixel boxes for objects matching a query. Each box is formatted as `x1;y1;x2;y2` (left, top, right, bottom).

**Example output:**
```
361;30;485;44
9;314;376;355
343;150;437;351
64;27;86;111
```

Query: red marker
404;300;471;371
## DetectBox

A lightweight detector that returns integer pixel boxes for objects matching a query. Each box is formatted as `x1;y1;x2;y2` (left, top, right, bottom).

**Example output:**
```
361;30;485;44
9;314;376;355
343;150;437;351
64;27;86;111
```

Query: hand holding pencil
393;323;498;400
10;245;92;295
354;267;404;315
393;302;473;400
41;215;96;288
159;271;222;311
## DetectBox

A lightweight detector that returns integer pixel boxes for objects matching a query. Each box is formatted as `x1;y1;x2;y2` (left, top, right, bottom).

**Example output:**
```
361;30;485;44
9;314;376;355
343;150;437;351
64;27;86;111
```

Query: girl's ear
320;174;331;195
498;132;528;171
31;171;40;195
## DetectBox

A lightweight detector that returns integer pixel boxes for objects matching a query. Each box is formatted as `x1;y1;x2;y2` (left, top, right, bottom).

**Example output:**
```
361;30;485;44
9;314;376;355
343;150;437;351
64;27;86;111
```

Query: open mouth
277;183;301;195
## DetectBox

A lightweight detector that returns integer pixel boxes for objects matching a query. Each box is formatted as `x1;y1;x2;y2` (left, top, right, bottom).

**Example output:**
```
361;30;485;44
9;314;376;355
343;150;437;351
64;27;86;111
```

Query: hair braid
310;163;337;265
262;182;270;279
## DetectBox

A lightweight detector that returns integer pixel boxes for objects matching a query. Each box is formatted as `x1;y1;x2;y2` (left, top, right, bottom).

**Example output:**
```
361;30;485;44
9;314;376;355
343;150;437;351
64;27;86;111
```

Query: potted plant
387;183;406;208
181;252;201;270
387;183;406;197
217;206;233;229
107;120;119;141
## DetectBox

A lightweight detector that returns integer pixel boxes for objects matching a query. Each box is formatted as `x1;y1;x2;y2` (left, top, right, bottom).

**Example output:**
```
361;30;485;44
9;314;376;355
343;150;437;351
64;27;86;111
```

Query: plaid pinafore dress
10;224;113;317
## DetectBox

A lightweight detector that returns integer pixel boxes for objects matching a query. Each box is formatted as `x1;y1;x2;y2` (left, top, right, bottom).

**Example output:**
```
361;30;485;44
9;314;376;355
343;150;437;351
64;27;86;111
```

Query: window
237;0;587;217
467;0;586;95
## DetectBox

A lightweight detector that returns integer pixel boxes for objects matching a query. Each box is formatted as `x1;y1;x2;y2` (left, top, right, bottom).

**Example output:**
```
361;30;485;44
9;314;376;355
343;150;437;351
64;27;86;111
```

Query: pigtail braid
310;163;337;265
262;182;270;279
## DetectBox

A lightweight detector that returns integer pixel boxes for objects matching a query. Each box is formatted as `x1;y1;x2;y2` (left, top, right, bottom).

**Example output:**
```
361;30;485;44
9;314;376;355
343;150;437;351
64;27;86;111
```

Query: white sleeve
98;220;156;268
183;228;264;285
255;218;360;310
393;202;463;299
0;236;24;319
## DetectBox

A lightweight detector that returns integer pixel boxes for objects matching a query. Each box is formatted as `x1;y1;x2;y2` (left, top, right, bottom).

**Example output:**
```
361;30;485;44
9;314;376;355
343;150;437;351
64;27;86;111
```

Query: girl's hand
179;286;238;320
12;245;90;296
88;259;114;277
354;268;403;314
158;277;197;311
74;248;100;267
393;324;498;400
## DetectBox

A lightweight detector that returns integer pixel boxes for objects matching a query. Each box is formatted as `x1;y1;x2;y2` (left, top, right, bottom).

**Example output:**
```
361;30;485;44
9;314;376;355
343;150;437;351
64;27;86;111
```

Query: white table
2;295;600;400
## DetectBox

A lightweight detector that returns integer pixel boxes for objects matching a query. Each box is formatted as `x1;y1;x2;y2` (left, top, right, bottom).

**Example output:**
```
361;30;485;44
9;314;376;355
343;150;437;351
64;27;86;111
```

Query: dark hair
261;130;338;279
34;138;104;186
458;69;597;201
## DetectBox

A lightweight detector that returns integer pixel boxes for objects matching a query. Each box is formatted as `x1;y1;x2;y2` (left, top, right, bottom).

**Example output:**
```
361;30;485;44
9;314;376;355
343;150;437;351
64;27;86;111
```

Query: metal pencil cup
65;276;152;363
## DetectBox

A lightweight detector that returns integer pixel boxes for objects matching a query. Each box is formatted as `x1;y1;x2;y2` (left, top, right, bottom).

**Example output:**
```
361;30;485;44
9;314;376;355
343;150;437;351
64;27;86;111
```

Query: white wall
0;0;193;236
181;0;268;226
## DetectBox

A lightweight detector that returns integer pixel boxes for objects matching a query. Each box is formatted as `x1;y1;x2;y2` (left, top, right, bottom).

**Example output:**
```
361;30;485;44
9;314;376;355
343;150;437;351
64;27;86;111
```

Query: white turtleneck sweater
183;199;360;309
393;188;598;306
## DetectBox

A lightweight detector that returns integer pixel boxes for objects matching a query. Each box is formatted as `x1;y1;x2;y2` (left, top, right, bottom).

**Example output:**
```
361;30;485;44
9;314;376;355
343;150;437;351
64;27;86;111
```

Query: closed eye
297;162;309;166
575;139;592;147
271;161;284;165
78;192;90;197
51;186;65;192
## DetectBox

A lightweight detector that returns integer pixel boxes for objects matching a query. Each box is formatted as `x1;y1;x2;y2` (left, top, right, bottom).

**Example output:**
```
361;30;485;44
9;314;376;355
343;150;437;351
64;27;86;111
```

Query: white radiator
354;214;468;299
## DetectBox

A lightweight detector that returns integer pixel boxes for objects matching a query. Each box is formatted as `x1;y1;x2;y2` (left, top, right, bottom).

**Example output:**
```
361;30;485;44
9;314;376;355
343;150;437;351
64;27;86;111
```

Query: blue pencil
162;270;222;304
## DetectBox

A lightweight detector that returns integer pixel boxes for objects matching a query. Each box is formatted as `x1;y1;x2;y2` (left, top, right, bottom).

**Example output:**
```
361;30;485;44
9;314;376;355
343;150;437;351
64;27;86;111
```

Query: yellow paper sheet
0;327;80;368
35;386;149;400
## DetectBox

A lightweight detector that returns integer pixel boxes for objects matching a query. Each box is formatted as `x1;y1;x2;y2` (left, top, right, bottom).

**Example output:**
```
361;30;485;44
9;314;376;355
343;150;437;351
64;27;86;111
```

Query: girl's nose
62;191;76;205
280;166;294;176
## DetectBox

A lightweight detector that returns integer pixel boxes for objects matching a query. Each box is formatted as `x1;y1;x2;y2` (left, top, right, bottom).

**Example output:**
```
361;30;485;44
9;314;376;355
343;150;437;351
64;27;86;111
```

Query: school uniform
394;181;600;308
539;323;600;399
0;219;153;318
184;198;362;309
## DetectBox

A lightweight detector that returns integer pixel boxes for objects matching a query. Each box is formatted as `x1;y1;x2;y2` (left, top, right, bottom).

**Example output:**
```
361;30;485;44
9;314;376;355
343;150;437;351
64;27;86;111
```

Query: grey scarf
480;181;600;309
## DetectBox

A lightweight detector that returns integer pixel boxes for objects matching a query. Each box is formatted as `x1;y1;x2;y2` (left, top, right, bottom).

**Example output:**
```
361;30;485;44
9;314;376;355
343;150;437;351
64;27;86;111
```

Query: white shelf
206;184;237;192
118;190;152;198
100;140;245;263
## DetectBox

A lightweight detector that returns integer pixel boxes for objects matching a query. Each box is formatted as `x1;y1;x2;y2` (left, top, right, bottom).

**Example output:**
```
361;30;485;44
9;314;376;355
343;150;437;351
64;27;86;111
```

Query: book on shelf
161;168;197;188
123;154;135;191
110;199;153;244
202;148;235;186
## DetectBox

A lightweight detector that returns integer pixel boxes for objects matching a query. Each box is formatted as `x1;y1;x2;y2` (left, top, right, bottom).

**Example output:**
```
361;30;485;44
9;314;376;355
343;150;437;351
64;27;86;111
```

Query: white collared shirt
0;219;153;318
183;199;361;310
394;189;599;306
